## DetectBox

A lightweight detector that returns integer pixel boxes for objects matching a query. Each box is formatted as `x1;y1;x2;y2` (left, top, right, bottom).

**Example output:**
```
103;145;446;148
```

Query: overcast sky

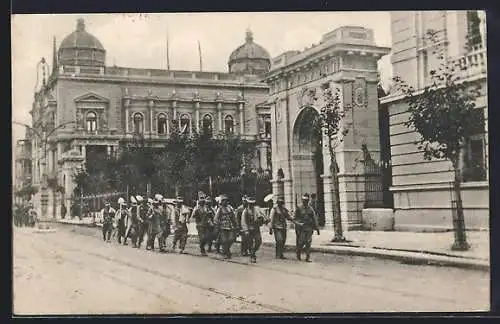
11;12;393;152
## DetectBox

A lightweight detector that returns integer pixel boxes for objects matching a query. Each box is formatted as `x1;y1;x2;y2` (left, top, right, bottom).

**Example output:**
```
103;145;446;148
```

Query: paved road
13;224;489;315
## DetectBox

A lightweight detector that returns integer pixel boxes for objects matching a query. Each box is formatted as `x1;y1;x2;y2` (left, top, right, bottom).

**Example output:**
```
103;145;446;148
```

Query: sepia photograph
11;11;490;315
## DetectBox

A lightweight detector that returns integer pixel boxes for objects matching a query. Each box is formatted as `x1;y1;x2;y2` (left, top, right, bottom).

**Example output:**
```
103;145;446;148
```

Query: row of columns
123;98;246;135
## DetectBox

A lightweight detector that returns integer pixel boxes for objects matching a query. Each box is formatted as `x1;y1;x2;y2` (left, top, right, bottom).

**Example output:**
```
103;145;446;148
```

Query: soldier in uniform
159;198;173;252
101;201;116;242
294;194;320;262
214;195;238;260
269;197;295;259
135;196;149;249
191;197;212;256
236;195;250;256
171;196;189;254
115;198;130;244
123;196;140;247
146;195;163;251
241;197;267;263
204;197;216;253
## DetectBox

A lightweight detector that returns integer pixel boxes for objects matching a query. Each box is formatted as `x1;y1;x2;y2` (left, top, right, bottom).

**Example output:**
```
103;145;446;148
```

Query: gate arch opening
291;106;325;226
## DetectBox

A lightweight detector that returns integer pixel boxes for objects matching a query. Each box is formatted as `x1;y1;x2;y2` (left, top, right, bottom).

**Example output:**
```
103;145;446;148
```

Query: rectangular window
466;10;482;51
462;108;486;182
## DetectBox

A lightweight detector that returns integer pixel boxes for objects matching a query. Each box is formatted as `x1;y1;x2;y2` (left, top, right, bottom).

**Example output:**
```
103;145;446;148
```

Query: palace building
380;11;488;231
27;18;272;219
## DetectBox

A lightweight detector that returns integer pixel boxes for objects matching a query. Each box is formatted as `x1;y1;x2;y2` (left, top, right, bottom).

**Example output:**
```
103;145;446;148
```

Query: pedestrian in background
269;197;295;259
159;198;173;252
205;197;216;253
294;194;320;262
115;198;130;244
60;203;67;219
214;194;238;259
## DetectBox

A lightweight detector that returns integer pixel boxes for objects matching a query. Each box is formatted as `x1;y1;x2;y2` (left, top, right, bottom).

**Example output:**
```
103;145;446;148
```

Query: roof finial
245;28;253;43
76;18;85;32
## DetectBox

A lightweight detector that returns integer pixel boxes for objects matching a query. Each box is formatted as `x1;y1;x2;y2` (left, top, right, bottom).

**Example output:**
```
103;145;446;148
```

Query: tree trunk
329;140;345;242
451;161;470;251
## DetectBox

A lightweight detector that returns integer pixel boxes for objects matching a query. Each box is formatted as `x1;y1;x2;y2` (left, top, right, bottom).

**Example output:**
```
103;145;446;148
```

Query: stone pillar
217;102;223;133
172;100;178;130
124;99;130;133
283;178;294;213
238;102;245;135
148;99;154;134
195;100;201;133
479;10;487;50
81;145;86;161
271;179;284;200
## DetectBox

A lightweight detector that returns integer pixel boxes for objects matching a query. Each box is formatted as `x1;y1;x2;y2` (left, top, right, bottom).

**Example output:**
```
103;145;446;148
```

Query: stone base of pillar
283;178;294;212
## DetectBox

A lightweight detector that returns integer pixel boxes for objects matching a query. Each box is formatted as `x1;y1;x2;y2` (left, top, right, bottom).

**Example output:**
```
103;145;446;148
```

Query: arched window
86;111;97;132
224;115;234;134
133;113;144;134
202;114;213;137
180;114;190;134
264;115;272;138
157;113;167;135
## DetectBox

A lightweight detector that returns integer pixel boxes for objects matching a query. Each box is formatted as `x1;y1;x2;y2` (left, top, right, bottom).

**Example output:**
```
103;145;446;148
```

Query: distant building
380;11;488;231
264;26;390;229
14;136;33;204
27;18;272;219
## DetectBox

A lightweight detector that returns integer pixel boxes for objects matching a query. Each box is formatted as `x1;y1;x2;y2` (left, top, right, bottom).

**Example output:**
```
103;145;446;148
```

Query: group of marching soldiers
100;192;321;263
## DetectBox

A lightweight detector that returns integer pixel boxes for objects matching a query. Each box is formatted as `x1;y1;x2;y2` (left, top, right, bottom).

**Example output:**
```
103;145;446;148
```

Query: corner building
380;11;488;231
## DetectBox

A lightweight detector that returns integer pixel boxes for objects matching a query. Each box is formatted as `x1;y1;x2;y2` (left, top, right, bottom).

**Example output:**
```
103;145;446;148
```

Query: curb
51;221;489;272
260;242;489;272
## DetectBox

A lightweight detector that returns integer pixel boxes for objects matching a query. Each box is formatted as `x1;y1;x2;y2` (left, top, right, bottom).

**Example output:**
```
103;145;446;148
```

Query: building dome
58;18;106;69
228;29;271;76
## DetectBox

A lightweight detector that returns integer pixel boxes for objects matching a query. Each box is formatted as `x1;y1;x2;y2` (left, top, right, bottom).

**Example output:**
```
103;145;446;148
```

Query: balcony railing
454;48;487;80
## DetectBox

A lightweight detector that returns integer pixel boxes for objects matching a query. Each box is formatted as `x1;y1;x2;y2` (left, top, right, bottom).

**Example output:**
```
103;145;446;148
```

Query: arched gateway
291;107;325;226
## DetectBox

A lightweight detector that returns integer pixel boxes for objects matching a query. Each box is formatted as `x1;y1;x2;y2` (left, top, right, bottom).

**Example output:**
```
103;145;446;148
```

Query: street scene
12;12;489;315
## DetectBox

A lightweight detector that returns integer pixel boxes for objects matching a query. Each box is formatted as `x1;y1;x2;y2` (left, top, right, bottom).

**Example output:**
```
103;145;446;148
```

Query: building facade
14;137;33;204
28;18;272;219
264;26;390;229
380;11;488;231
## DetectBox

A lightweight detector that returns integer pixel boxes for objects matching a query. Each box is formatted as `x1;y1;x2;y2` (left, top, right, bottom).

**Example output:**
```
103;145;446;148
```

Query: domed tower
228;29;271;77
58;18;106;74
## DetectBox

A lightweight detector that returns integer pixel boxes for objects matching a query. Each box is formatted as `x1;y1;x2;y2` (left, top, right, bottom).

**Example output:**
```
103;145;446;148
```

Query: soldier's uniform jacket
161;205;172;228
149;206;163;233
101;206;116;225
214;206;236;230
191;205;211;227
172;206;189;229
294;205;319;230
115;207;130;228
270;206;293;229
236;204;246;229
241;207;261;232
139;204;149;223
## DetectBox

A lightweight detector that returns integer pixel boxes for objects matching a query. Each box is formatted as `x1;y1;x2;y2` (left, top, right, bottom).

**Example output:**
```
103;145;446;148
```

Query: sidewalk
53;217;489;271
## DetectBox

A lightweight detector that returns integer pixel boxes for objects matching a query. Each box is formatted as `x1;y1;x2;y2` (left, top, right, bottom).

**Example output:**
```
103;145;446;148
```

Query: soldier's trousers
196;225;212;253
172;224;188;251
220;229;235;257
296;227;313;257
240;231;250;255
117;221;126;243
158;226;170;251
124;224;138;246
102;223;113;241
273;228;287;257
137;222;149;248
147;230;160;250
247;229;262;257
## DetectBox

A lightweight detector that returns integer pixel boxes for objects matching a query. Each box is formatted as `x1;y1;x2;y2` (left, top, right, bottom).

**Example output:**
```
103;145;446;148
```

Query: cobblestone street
13;224;489;314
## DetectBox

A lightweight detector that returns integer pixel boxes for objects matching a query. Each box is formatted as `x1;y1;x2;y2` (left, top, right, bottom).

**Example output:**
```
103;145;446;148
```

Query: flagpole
166;27;171;71
198;40;203;72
